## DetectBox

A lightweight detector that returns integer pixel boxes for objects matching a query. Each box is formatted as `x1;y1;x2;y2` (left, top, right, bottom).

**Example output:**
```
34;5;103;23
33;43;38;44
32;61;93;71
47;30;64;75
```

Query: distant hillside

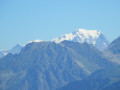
108;36;120;54
0;44;23;58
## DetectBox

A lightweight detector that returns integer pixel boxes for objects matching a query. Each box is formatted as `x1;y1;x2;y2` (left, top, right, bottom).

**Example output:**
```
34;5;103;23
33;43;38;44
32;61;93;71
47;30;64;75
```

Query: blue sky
0;0;120;50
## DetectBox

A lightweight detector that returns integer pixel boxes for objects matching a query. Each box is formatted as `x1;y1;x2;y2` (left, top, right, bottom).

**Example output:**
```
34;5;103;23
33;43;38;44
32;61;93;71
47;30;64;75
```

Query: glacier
52;29;110;50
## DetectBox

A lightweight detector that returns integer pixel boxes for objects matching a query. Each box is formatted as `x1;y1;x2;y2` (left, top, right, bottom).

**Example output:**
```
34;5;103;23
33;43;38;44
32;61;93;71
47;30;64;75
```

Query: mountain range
0;29;120;90
0;29;109;59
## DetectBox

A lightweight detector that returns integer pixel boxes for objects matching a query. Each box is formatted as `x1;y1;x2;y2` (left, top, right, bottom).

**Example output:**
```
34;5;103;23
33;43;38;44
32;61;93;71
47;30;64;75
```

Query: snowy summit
28;40;43;44
52;29;110;50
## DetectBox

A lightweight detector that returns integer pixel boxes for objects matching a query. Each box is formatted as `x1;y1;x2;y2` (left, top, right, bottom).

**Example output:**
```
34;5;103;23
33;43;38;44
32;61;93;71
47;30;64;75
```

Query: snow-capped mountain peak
52;29;109;50
52;29;102;43
76;29;101;38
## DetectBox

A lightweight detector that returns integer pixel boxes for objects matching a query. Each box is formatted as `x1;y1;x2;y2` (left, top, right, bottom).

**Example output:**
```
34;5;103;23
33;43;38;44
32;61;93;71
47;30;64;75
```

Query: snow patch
28;40;43;44
77;29;101;38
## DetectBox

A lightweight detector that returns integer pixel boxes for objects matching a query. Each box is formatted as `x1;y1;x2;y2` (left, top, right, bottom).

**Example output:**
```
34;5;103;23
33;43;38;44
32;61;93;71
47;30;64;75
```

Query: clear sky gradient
0;0;120;50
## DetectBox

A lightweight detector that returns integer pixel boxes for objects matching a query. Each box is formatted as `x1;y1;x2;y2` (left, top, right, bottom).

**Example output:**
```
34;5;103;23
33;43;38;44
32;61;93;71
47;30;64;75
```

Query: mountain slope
58;66;120;90
107;36;120;54
103;36;120;64
103;81;120;90
0;41;114;90
52;29;110;50
0;44;23;58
